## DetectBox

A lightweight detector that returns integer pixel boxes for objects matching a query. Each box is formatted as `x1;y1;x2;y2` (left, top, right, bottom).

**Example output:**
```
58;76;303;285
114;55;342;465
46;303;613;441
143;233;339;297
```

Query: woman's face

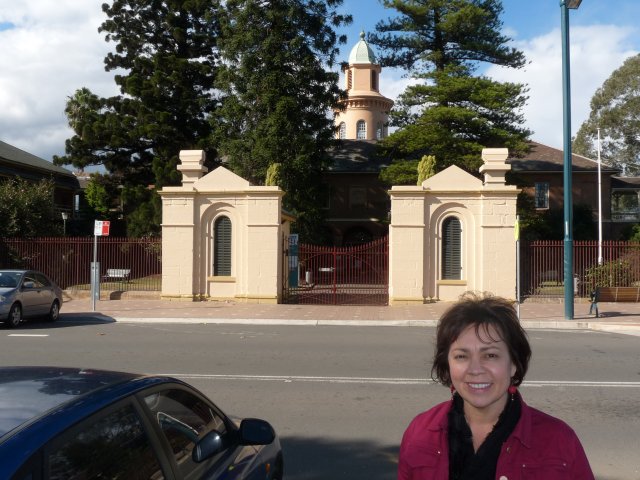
448;324;516;422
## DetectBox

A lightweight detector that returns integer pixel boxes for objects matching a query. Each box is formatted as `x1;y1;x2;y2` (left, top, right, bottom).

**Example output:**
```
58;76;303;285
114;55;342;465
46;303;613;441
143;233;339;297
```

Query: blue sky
1;1;639;162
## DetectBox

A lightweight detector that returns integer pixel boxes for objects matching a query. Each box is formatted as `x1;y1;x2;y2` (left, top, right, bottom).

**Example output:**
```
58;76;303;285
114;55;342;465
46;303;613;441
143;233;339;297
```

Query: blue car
0;367;283;480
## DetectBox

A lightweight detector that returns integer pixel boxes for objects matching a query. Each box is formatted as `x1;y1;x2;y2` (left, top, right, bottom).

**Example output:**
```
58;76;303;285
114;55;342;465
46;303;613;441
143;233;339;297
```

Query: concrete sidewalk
59;295;640;334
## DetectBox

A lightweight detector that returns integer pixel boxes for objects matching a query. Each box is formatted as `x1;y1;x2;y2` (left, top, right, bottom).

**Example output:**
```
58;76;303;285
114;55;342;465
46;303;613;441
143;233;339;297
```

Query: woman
398;293;594;480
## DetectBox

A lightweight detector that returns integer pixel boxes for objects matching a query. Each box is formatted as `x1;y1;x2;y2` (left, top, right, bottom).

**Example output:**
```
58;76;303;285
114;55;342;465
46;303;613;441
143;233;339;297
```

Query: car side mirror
22;281;35;289
192;430;224;463
239;418;275;446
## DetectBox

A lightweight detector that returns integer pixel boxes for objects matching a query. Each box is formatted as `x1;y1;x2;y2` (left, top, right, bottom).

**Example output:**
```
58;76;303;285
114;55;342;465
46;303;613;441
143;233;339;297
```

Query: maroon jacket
398;397;594;480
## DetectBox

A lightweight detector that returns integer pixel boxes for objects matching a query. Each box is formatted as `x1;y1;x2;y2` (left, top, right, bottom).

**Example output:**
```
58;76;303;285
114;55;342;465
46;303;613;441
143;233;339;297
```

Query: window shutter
442;217;461;280
214;216;231;276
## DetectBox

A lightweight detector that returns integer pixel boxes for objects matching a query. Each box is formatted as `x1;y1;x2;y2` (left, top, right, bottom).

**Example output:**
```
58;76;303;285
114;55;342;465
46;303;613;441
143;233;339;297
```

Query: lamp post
61;212;69;236
561;0;582;320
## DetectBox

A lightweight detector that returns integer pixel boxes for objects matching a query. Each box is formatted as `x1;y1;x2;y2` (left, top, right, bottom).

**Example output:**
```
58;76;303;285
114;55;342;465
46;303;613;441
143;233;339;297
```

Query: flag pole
597;128;603;265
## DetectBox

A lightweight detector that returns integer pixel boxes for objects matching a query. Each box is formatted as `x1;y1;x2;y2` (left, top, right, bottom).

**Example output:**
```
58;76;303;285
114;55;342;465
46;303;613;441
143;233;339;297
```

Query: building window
371;70;377;90
376;122;383;140
347;70;352;90
611;190;640;221
213;216;231;276
349;186;367;208
442;217;462;280
356;120;366;140
339;122;346;139
534;182;549;209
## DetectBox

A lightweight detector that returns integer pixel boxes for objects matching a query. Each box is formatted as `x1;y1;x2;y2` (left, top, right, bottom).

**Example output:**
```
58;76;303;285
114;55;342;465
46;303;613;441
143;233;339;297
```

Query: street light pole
561;0;581;320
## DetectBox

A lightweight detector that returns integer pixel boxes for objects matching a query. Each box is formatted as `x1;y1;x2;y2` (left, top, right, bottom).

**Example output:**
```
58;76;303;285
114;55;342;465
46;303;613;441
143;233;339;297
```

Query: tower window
371;70;377;90
356;120;366;140
347;70;352;90
376;122;383;140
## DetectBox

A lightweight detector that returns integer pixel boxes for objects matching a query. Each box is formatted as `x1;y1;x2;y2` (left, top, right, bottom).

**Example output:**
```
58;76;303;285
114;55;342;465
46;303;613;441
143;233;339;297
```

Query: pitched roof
507;141;619;173
326;140;390;173
0;140;79;189
611;176;640;189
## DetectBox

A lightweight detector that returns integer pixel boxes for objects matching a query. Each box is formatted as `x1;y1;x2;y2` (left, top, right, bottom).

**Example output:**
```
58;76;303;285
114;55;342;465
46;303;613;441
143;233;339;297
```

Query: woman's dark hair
431;292;531;387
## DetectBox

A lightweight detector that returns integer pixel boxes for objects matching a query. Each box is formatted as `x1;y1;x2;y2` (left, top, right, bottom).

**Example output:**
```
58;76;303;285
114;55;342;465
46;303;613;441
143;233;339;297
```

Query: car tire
271;455;284;480
7;303;21;328
47;300;60;322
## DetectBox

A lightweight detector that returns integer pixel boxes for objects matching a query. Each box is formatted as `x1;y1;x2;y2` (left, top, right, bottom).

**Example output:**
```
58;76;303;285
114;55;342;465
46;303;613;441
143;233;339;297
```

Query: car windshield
0;272;20;288
0;368;135;438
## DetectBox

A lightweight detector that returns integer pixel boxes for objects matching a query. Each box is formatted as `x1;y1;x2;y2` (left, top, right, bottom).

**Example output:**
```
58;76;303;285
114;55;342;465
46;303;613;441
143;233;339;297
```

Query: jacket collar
509;396;533;448
429;395;534;448
427;398;454;432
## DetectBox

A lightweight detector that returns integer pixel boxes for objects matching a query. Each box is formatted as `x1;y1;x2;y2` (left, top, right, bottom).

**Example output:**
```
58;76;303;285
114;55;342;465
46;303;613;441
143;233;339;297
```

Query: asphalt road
1;318;639;479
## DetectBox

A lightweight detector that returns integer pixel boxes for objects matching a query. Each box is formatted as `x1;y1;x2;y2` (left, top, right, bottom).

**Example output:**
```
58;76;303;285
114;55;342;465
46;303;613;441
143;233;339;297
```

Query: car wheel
271;455;284;480
47;300;60;322
7;303;22;328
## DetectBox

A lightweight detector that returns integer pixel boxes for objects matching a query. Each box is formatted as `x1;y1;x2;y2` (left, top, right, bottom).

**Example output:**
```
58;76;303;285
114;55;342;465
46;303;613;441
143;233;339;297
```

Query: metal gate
283;236;388;305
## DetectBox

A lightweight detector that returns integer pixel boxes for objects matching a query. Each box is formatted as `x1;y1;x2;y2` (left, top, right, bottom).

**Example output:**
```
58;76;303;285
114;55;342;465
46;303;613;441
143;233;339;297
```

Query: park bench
102;268;131;282
589;286;640;317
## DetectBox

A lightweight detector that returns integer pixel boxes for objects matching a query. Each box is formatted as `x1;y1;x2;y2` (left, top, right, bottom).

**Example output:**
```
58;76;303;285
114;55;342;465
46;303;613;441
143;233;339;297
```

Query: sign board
94;220;111;236
288;234;299;256
288;234;299;288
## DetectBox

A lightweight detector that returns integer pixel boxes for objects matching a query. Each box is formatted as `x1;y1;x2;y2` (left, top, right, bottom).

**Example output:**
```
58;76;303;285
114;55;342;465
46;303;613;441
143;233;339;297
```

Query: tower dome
348;31;377;64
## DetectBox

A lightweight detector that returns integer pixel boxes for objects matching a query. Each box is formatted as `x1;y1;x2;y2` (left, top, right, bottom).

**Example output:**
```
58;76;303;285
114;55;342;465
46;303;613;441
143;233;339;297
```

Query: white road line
7;334;49;337
159;373;640;388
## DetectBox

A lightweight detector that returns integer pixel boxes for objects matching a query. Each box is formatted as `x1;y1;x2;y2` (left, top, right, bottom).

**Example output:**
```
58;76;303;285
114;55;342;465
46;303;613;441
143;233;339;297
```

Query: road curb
61;315;640;332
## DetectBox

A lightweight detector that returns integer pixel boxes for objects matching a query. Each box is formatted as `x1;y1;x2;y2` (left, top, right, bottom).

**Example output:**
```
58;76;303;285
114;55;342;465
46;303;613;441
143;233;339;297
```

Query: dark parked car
0;367;283;480
0;270;63;327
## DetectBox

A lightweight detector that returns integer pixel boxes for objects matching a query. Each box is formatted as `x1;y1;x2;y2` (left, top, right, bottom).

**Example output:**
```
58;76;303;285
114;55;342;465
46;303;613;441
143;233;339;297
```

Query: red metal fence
2;237;637;300
283;236;389;305
0;237;161;292
520;240;640;299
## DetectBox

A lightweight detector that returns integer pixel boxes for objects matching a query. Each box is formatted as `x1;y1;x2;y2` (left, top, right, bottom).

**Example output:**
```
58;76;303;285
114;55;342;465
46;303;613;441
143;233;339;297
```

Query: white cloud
0;1;117;160
1;2;637;163
487;24;637;149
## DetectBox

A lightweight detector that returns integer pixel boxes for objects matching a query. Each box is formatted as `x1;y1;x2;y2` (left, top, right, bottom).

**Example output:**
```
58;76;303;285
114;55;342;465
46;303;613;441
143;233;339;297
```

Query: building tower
334;31;394;141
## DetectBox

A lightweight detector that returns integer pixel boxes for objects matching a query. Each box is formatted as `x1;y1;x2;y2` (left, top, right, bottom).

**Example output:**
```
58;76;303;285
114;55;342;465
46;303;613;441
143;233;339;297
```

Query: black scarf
447;391;521;480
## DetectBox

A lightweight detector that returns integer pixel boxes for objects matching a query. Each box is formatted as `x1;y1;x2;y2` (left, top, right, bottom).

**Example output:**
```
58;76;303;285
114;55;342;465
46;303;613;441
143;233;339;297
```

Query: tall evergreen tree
369;0;530;173
573;54;640;176
213;0;351;241
54;0;222;236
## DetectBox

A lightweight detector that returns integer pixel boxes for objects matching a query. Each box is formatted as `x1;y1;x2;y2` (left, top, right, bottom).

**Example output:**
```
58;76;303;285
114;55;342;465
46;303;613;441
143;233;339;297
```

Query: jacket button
499;476;508;480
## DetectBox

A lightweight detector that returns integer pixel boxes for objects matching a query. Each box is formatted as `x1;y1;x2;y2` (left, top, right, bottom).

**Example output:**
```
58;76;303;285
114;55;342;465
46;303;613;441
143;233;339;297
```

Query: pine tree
213;0;351;241
54;0;223;236
369;0;530;173
573;54;640;176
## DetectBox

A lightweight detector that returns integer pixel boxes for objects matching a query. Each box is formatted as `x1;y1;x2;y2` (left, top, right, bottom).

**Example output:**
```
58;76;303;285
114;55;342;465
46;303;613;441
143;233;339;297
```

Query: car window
144;389;228;477
22;274;43;288
0;272;19;288
48;403;165;480
34;273;51;288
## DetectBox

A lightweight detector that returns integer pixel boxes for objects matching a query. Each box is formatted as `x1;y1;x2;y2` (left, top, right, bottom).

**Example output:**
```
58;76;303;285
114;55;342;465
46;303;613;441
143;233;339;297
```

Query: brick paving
59;293;640;332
